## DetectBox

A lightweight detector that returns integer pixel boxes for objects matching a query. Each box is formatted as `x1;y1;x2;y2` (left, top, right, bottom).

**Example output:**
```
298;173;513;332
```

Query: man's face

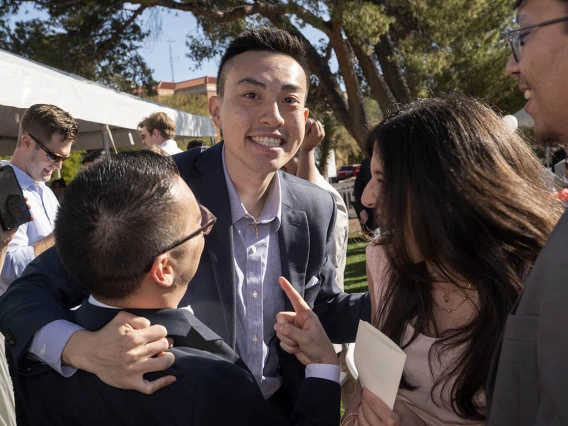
22;132;73;182
506;0;568;143
170;176;206;288
209;51;310;178
139;127;161;147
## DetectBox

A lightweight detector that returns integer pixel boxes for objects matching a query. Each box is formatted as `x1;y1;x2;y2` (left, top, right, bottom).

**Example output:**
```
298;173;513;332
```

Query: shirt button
253;336;259;344
253;291;258;299
249;246;256;254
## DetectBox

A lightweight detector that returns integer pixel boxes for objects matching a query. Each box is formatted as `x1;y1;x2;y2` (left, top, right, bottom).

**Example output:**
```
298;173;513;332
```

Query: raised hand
302;118;325;152
62;311;176;395
274;276;338;366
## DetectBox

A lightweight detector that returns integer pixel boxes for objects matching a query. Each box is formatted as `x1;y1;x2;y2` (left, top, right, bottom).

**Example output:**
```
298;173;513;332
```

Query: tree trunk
374;30;413;104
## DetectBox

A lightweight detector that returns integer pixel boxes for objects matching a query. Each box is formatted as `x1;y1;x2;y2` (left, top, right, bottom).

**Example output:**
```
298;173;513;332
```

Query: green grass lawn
344;235;368;294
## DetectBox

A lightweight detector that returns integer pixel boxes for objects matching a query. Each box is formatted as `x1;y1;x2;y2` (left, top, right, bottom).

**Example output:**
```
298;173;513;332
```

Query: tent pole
101;124;110;155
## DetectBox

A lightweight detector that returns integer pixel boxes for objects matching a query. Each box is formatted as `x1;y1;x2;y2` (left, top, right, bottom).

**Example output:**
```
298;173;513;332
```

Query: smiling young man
486;0;568;425
0;104;77;293
0;28;369;416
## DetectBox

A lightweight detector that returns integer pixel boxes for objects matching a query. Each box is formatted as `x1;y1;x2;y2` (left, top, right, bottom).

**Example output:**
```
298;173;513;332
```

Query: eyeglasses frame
508;16;568;62
24;132;70;163
143;204;216;273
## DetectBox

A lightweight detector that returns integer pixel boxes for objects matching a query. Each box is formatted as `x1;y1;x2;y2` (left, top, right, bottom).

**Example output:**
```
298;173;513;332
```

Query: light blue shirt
222;148;285;398
0;161;58;294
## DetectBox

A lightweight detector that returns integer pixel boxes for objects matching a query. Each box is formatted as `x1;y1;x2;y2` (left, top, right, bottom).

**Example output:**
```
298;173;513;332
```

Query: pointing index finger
278;276;311;313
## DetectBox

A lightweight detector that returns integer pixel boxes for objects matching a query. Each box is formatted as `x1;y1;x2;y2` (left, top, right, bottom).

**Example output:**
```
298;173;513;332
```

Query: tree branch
95;5;148;59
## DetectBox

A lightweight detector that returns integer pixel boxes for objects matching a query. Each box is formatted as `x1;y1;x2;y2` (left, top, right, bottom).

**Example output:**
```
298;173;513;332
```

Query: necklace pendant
443;293;449;303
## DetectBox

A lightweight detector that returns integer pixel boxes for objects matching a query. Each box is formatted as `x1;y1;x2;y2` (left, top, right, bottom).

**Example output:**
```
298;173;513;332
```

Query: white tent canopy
0;49;216;156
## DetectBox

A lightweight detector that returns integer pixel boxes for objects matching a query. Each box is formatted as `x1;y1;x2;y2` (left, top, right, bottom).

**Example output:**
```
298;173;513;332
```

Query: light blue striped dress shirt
221;148;285;399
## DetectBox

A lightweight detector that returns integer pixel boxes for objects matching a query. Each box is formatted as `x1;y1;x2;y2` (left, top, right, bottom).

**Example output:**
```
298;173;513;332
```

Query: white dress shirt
0;161;58;294
159;139;183;155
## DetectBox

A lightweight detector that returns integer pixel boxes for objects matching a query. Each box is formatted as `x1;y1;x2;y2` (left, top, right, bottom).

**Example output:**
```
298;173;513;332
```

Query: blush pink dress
366;244;485;426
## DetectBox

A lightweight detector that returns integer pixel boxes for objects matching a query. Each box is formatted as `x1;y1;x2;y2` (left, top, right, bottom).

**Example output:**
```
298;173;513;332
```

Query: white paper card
354;320;406;409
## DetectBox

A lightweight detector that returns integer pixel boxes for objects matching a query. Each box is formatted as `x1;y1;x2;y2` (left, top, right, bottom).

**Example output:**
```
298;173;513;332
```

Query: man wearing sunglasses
10;151;340;425
486;0;568;425
0;104;77;292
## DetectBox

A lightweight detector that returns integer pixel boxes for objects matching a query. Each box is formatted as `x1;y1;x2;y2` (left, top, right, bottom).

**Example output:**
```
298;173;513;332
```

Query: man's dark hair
216;27;310;97
50;178;66;190
55;151;183;300
82;150;105;165
186;139;206;150
19;104;78;146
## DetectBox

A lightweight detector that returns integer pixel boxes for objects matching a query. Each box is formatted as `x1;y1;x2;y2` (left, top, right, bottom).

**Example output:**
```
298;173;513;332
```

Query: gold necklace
433;282;461;303
433;284;471;313
249;189;270;240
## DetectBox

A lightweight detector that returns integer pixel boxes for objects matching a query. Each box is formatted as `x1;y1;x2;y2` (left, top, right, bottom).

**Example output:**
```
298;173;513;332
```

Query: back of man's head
216;26;310;97
55;151;183;300
18;104;78;145
138;112;176;141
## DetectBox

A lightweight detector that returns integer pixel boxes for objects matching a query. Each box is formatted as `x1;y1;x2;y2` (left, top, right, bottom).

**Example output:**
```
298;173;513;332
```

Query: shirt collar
88;294;193;314
2;161;42;191
221;145;281;227
160;139;178;149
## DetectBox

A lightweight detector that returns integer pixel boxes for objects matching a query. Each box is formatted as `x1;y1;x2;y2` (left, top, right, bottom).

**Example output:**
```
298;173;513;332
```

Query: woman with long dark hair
343;94;563;426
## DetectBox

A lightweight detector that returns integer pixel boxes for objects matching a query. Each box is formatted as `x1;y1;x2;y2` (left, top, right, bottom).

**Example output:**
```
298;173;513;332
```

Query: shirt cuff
305;364;340;383
28;320;84;377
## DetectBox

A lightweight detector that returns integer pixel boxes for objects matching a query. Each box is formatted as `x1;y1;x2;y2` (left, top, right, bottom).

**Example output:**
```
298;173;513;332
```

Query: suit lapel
189;143;237;347
278;174;309;310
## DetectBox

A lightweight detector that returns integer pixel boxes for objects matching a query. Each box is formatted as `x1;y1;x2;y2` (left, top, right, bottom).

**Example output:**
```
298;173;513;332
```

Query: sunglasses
25;132;70;163
144;204;216;272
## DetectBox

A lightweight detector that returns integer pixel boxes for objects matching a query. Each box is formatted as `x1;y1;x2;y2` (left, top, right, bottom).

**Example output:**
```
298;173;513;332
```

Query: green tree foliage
0;0;155;93
1;0;524;151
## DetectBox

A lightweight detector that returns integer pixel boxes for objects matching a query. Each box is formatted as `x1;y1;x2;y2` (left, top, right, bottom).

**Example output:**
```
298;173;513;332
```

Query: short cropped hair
186;139;206;150
82;150;105;166
138;112;176;140
216;27;310;97
19;104;78;146
55;151;183;300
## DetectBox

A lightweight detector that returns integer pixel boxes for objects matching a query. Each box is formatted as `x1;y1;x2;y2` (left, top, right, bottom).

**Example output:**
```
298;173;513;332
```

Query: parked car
337;164;360;181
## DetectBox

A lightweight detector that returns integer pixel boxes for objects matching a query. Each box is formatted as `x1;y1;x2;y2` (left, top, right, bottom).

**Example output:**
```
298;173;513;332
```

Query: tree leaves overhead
1;0;155;94
1;0;524;150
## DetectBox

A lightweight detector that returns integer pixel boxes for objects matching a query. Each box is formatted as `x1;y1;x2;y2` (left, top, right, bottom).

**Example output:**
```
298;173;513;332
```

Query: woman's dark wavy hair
369;94;563;421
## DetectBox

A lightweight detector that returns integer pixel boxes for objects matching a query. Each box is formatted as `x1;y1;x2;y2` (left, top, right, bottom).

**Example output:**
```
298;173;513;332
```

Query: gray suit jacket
486;209;568;426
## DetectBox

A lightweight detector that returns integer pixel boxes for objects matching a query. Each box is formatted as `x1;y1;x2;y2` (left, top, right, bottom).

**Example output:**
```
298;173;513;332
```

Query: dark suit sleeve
0;247;88;369
194;361;340;426
312;191;371;344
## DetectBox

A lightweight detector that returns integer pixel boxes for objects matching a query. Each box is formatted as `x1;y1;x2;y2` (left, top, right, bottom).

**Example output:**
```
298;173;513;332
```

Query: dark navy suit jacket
10;302;340;426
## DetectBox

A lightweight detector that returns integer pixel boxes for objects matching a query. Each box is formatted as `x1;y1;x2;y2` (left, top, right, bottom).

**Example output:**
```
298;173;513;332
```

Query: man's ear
209;96;222;130
149;254;175;289
21;134;33;151
151;129;160;138
304;109;310;122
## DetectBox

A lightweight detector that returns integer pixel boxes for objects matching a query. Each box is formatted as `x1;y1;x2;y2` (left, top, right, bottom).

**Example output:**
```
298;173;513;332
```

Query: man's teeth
524;90;533;100
251;137;281;147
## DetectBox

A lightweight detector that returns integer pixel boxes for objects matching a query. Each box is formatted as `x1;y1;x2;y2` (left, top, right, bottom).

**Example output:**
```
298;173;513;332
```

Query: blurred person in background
138;112;182;155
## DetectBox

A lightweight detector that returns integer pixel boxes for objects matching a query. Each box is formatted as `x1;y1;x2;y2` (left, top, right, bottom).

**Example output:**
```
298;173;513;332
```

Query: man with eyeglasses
486;0;568;425
0;104;77;293
9;150;340;425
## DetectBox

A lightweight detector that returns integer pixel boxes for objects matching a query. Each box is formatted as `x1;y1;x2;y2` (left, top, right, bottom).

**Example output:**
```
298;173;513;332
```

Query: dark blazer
11;302;340;426
486;210;568;426
0;142;370;398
